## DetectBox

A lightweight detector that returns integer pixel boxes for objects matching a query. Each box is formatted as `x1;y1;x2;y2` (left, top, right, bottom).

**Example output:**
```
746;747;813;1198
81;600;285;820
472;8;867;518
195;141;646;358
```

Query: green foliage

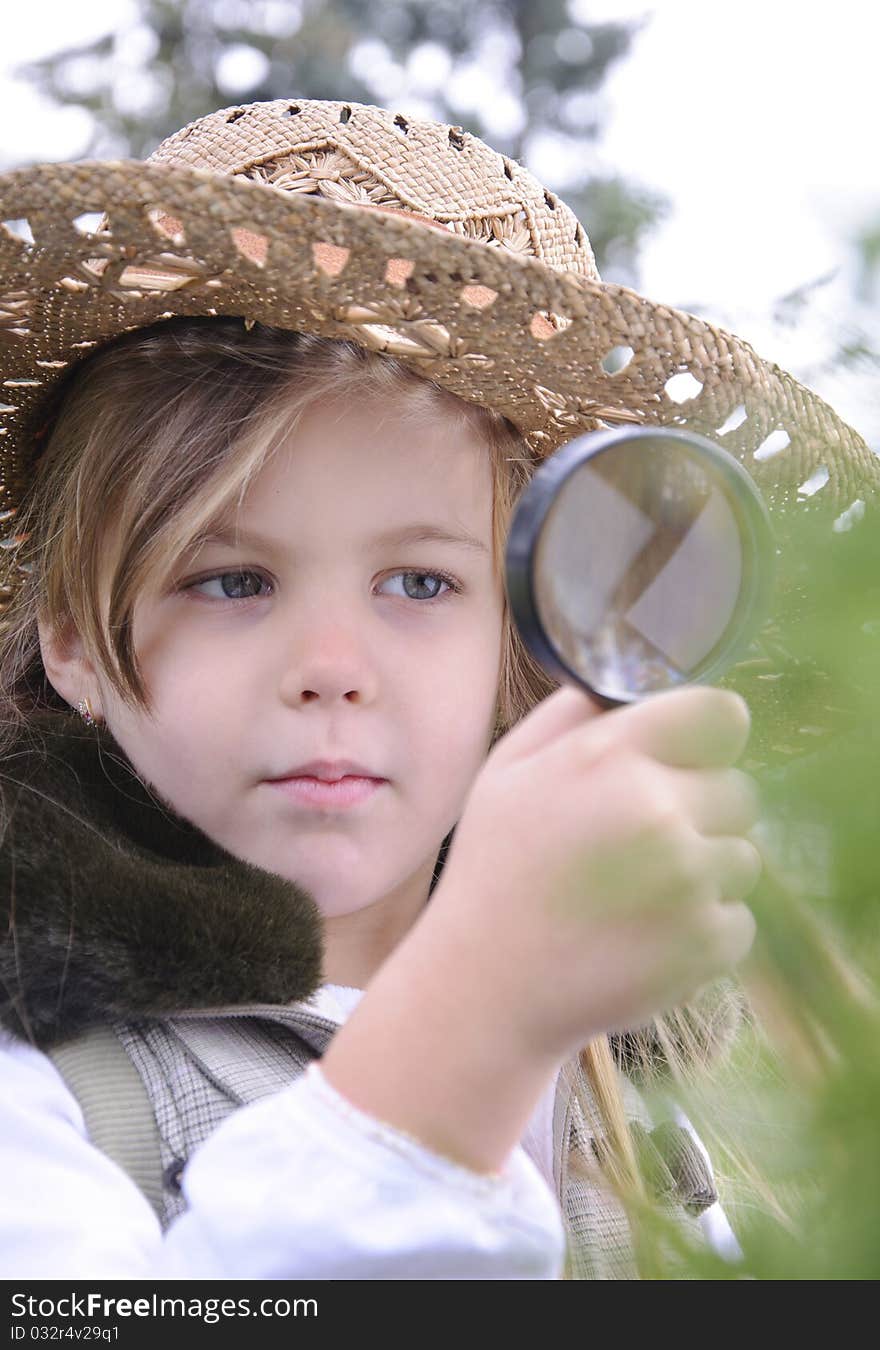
644;503;880;1279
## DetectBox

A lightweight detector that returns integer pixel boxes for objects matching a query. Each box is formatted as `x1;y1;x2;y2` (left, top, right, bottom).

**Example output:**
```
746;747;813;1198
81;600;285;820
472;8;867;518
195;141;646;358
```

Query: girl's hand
429;684;762;1064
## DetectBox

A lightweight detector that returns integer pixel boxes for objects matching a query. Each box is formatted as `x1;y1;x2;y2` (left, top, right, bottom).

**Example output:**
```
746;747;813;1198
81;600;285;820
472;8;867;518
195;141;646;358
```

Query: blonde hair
0;315;745;1273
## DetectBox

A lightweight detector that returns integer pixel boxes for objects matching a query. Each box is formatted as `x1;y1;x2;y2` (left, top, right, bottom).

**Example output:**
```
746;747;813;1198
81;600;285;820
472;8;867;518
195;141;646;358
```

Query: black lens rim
505;426;777;706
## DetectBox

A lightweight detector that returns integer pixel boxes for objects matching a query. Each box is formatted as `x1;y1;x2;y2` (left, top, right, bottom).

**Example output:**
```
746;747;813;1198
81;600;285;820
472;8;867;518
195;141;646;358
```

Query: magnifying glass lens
507;428;773;704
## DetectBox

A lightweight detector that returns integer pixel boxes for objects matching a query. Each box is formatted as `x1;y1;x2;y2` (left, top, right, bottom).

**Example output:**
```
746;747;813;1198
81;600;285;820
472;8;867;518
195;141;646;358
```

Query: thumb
489;683;607;770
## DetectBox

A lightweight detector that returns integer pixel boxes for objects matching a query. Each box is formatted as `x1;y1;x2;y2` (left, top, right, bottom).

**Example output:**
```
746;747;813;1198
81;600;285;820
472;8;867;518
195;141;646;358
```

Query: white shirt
0;985;738;1279
306;986;741;1261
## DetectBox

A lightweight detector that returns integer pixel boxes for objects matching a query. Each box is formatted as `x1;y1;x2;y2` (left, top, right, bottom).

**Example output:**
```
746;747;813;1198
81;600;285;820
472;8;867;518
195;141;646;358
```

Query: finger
665;766;762;837
575;816;762;922
577;685;752;770
664;896;758;984
661;836;763;907
490;683;607;769
704;835;764;903
630;832;763;914
604;899;757;1023
707;899;758;969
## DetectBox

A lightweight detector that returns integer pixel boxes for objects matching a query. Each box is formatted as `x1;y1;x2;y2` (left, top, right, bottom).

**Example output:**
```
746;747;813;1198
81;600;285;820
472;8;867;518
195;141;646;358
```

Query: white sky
0;0;877;440
577;0;878;306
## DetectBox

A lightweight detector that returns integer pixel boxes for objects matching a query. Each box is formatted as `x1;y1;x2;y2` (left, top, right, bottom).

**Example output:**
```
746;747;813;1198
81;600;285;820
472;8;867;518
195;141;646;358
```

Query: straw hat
0;97;875;758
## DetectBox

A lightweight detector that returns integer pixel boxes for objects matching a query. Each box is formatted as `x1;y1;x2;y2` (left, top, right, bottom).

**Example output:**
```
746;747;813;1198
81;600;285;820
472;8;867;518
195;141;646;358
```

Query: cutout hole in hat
716;403;748;436
601;345;634;375
312;241;350;277
460;284;498;310
1;218;34;246
530;310;572;341
147;208;186;246
798;465;829;497
230;227;268;267
72;213;105;237
754;428;791;461
664;371;704;403
385;257;415;288
833;498;865;532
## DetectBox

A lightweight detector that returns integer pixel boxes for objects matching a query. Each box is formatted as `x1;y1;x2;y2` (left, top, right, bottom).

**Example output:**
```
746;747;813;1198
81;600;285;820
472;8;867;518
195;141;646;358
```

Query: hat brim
1;158;876;524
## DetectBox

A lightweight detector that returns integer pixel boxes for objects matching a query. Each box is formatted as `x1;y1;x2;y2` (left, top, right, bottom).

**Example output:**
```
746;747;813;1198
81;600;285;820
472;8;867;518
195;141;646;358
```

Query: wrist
319;908;562;1175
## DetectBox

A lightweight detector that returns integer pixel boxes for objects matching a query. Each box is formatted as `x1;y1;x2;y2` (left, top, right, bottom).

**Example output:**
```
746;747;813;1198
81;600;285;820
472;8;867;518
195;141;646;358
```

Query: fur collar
0;712;325;1050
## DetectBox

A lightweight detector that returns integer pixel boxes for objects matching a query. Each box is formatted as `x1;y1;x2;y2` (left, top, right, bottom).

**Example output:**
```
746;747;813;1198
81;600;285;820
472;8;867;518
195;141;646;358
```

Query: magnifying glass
505;426;776;708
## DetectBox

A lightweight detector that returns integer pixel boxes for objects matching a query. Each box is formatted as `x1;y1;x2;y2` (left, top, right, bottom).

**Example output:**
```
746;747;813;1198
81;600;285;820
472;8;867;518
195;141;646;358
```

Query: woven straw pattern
0;97;877;621
151;99;598;275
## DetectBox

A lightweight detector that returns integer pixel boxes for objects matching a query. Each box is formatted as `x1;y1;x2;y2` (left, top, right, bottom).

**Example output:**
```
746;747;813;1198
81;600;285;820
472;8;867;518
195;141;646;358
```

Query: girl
0;99;873;1281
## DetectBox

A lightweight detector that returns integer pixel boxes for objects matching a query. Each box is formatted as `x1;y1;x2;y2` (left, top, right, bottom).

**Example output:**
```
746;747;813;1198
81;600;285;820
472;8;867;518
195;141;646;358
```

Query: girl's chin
252;863;382;914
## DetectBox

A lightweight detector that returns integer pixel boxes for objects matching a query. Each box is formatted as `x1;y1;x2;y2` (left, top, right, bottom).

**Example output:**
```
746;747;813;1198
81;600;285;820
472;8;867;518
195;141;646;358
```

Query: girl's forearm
318;910;562;1176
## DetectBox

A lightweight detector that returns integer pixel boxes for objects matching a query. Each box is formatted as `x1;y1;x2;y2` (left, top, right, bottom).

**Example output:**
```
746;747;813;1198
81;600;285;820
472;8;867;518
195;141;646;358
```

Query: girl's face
48;394;505;948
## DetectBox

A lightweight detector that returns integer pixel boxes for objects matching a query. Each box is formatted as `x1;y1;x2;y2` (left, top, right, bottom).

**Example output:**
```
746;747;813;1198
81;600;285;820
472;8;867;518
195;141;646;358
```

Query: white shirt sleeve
0;1031;566;1280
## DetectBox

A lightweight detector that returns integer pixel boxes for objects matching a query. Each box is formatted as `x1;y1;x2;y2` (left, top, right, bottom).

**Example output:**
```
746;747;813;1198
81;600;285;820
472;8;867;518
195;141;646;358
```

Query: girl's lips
264;774;386;809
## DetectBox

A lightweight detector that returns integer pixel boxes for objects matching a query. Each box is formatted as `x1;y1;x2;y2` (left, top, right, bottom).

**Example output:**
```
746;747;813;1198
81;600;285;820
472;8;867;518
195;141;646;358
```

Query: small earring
77;697;98;726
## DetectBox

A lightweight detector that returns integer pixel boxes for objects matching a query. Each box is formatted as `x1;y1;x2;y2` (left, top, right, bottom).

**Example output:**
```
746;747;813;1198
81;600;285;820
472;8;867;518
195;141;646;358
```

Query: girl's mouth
264;775;386;809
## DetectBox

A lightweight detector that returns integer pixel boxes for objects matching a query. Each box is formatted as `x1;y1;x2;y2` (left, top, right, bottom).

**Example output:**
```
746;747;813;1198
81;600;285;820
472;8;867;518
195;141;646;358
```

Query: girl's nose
276;614;380;708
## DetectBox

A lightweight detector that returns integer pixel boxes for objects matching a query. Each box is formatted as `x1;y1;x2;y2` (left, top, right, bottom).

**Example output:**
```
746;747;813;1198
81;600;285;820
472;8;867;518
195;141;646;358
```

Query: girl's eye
379;569;461;603
183;568;461;603
187;570;271;601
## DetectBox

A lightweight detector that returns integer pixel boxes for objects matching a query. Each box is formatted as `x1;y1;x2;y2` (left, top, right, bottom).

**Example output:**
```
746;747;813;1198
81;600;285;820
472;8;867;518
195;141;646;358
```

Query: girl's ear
36;613;104;719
